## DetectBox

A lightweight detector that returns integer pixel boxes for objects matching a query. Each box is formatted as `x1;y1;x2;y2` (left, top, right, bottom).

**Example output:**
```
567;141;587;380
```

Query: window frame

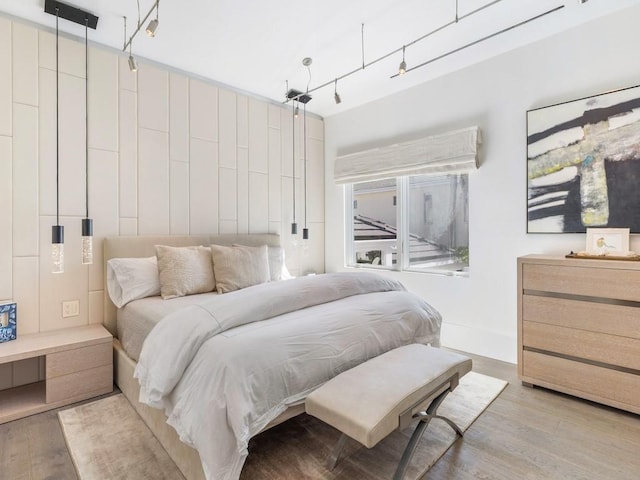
345;174;469;276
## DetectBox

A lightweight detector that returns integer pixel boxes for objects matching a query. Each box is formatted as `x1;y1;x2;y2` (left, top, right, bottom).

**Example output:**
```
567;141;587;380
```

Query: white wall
0;16;324;387
324;6;640;363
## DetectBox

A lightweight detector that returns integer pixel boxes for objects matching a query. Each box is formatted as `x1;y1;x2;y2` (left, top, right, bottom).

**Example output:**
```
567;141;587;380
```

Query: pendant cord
85;17;89;219
55;8;60;226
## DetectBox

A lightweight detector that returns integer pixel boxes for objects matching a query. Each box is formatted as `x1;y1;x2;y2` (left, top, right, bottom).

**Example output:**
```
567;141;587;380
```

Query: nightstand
0;324;113;424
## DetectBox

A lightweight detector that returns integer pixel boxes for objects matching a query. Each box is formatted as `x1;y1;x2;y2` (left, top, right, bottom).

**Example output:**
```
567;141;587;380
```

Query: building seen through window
349;174;469;274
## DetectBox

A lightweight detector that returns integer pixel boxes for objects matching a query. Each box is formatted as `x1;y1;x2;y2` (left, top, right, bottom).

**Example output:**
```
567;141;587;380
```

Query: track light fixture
128;46;137;72
399;46;407;75
334;79;341;104
282;0;563;106
122;0;160;70
146;18;158;37
146;1;159;37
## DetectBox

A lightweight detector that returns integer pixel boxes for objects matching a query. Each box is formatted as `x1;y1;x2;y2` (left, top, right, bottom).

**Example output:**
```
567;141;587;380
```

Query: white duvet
135;272;441;480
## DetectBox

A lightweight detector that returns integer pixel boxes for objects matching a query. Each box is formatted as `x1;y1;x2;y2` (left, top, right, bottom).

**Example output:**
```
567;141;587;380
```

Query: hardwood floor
1;351;639;479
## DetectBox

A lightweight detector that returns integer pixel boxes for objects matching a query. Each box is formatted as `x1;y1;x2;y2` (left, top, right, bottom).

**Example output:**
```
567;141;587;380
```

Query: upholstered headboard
103;234;281;336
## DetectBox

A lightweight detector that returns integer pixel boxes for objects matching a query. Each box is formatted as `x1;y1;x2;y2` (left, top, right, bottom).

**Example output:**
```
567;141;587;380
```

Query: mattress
117;292;218;361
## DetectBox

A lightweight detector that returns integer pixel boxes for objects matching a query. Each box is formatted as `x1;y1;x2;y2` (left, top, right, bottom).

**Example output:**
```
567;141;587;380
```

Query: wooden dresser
517;254;640;414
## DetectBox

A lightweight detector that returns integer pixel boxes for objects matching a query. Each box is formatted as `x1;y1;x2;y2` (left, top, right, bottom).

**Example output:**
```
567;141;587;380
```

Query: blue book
0;303;17;343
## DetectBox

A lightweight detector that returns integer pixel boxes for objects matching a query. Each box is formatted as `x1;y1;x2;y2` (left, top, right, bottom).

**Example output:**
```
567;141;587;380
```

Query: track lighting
334;79;341;104
146;0;159;38
399;46;407;75
128;53;137;72
281;1;562;103
146;18;158;37
123;1;160;67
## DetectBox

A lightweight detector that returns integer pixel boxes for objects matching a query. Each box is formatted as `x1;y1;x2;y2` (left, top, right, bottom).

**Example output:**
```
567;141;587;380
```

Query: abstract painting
527;85;640;233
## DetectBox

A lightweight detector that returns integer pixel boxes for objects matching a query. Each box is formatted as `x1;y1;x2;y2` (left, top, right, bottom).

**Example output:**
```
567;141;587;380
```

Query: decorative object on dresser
526;84;640;233
0;303;17;343
517;254;640;414
0;324;113;424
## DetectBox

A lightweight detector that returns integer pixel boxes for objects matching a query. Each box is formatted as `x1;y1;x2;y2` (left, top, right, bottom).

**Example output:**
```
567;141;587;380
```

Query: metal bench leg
326;432;348;471
393;388;463;480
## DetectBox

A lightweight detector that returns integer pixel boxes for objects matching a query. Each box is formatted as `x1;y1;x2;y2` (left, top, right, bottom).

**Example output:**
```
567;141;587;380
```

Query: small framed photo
585;228;630;256
0;302;17;343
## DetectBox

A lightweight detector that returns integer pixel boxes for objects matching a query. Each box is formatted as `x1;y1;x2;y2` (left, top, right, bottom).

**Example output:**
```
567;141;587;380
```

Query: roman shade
334;126;481;184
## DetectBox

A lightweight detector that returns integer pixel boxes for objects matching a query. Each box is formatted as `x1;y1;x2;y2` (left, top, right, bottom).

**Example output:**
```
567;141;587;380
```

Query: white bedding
134;272;441;480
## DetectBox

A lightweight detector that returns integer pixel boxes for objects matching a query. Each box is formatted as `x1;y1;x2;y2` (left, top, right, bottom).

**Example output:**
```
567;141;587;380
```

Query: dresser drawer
46;364;112;404
46;342;112;379
522;351;640;413
522;263;640;301
523;321;640;371
522;295;640;339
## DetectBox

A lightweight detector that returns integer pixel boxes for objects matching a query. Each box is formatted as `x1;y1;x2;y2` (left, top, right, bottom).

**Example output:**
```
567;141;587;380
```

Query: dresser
517;254;640;414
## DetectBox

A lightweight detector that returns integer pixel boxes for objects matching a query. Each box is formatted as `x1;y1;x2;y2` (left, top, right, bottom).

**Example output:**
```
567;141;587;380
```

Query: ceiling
0;0;638;117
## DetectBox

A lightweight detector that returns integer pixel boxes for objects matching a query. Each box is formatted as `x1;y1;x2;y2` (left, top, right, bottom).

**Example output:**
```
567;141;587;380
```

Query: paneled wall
0;17;324;387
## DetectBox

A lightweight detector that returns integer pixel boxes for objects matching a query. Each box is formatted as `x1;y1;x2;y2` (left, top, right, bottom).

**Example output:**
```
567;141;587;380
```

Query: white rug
59;372;507;480
58;394;185;480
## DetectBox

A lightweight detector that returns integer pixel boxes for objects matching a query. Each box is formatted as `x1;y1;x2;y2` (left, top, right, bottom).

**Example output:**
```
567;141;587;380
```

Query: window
346;173;469;274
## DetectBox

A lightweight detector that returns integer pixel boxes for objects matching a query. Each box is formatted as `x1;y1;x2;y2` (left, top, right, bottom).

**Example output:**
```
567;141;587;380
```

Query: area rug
242;371;508;479
59;372;507;480
58;394;185;480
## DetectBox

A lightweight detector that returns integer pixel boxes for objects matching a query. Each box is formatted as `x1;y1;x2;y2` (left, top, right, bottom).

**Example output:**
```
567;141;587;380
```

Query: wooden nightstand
0;324;113;424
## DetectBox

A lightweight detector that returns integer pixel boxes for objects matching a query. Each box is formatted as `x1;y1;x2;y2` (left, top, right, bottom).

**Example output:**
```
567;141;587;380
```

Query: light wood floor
1;351;639;479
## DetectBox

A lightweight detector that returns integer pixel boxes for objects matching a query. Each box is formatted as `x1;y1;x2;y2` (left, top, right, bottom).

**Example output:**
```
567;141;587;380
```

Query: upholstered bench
305;344;472;479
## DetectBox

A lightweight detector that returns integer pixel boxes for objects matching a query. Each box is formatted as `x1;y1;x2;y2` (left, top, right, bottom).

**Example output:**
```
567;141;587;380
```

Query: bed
103;234;442;480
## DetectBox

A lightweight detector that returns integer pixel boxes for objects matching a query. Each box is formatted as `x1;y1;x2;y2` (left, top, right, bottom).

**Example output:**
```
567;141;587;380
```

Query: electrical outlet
62;300;80;318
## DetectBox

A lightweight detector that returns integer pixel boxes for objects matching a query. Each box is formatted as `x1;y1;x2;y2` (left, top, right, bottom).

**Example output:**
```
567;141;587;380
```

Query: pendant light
51;7;64;274
291;99;298;235
301;57;312;240
302;100;309;240
82;17;93;264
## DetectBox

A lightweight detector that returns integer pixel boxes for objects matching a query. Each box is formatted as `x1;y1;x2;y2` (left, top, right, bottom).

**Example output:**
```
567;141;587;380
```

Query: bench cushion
305;344;472;448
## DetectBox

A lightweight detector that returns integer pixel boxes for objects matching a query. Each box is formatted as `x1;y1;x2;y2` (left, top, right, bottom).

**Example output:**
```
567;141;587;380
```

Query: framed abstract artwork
526;85;640;233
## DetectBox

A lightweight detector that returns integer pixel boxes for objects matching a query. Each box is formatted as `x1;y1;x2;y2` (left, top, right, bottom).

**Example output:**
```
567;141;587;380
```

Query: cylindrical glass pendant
82;236;93;265
51;225;65;274
82;218;93;265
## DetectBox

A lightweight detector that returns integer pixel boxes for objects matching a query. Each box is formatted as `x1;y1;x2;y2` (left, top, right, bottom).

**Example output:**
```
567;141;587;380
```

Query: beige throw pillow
210;244;270;293
155;245;216;299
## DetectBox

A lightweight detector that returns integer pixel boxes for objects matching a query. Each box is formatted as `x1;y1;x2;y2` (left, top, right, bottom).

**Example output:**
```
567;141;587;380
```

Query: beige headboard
103;234;281;336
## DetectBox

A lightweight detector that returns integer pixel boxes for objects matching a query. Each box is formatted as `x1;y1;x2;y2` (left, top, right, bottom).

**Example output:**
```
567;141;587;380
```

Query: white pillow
267;245;293;281
106;257;161;308
211;244;271;293
156;245;216;299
